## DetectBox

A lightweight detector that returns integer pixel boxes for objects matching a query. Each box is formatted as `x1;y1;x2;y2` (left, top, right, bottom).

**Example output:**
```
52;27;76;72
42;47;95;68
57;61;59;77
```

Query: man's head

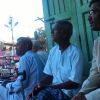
16;37;32;56
51;20;73;44
32;40;41;52
88;0;100;31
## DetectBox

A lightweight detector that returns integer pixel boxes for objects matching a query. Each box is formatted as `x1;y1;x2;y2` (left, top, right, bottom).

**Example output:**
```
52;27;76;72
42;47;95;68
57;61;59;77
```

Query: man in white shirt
72;0;100;100
29;20;84;100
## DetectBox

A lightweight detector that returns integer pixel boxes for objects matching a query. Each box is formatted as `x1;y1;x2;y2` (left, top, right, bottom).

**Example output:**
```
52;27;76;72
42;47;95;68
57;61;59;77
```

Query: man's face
51;23;63;43
51;23;69;44
16;42;25;56
88;2;100;31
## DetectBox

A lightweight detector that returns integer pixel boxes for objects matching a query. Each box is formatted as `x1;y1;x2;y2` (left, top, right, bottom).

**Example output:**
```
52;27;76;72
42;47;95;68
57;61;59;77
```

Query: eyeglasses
89;9;100;15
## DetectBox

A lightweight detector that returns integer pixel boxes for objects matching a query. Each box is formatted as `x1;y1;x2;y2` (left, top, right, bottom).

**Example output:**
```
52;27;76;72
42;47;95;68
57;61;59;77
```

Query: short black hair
89;0;100;7
55;20;73;39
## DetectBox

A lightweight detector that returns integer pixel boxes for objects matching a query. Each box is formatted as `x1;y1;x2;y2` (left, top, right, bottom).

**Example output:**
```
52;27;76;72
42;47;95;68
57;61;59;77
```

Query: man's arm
80;38;100;94
38;74;53;88
6;56;30;93
79;67;100;94
49;80;79;89
72;38;100;100
29;74;53;96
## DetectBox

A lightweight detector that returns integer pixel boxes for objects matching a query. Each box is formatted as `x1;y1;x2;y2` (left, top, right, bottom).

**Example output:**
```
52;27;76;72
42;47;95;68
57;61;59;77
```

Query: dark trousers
32;87;70;100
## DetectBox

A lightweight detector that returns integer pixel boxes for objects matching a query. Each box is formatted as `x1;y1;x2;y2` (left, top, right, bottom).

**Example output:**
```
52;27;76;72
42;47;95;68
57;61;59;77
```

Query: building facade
42;0;100;78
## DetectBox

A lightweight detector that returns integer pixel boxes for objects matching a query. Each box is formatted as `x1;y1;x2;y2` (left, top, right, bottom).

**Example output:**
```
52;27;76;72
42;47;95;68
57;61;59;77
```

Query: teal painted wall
42;0;100;78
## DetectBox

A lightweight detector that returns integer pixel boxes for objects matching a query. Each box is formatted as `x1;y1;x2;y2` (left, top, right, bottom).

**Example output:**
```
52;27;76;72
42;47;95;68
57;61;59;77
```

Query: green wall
42;0;100;78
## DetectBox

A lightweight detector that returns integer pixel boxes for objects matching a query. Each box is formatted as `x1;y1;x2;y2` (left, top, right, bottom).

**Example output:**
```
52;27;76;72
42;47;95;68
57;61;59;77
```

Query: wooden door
42;0;80;48
42;0;99;78
75;0;100;76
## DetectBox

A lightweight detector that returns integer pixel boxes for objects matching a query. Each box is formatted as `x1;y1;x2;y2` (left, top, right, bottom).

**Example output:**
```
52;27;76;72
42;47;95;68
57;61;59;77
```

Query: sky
0;0;44;43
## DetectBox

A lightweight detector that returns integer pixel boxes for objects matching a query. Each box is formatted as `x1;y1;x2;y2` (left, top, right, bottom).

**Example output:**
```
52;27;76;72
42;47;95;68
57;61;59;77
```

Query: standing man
72;0;100;100
0;37;45;100
29;20;84;100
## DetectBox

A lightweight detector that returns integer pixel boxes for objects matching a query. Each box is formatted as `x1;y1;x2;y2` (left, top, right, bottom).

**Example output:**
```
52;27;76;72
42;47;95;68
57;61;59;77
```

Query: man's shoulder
69;44;82;53
50;45;59;53
93;37;100;47
21;51;35;59
94;36;100;42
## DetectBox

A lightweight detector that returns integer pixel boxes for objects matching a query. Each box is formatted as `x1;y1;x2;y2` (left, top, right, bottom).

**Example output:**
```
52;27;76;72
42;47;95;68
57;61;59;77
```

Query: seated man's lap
34;87;70;100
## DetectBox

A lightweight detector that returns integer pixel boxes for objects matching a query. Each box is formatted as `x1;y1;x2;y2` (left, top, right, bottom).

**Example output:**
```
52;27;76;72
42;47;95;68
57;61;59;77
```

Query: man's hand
28;83;44;99
27;74;53;99
72;92;87;100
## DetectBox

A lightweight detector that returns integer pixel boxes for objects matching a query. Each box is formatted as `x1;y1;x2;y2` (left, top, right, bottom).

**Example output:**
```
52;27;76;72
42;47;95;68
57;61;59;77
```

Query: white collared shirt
44;44;84;97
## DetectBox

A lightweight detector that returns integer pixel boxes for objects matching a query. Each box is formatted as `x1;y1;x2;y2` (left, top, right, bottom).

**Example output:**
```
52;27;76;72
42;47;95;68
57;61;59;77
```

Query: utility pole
4;17;18;56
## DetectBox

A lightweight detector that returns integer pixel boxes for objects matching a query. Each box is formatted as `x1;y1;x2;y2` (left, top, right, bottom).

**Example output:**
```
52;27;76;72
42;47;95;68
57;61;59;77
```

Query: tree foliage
34;27;47;51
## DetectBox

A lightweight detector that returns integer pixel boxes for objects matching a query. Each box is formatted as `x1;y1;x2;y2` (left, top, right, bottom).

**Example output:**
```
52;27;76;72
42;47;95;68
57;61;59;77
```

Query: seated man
72;0;100;100
29;20;84;100
0;37;45;100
